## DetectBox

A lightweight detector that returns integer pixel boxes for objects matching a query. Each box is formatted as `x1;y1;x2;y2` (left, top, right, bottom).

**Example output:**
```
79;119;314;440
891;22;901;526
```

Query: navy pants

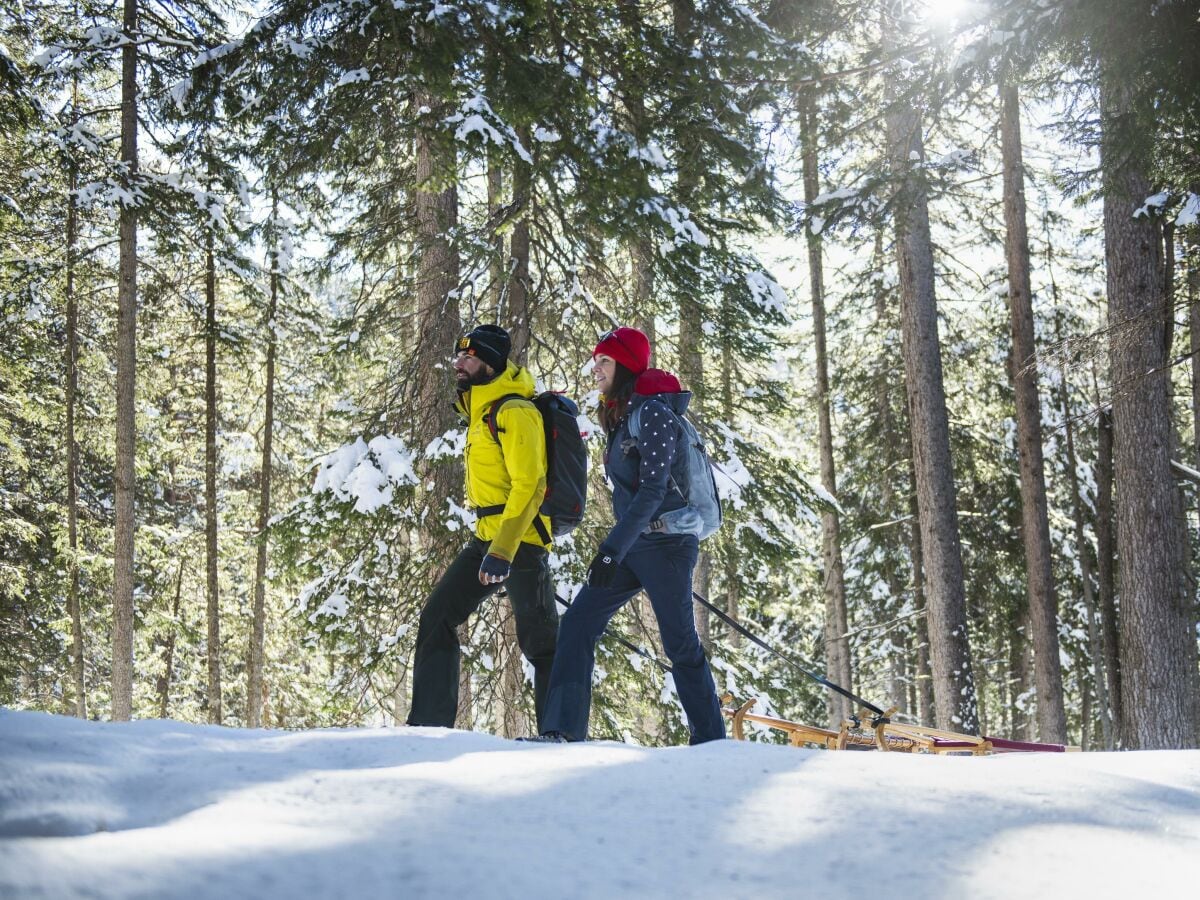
540;533;725;743
407;539;558;731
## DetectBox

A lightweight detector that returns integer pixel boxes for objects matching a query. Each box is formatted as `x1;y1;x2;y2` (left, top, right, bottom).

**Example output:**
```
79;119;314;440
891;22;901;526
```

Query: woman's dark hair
598;362;637;433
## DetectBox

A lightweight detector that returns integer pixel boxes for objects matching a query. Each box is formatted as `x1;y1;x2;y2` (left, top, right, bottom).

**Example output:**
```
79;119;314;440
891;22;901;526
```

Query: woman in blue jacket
537;326;725;744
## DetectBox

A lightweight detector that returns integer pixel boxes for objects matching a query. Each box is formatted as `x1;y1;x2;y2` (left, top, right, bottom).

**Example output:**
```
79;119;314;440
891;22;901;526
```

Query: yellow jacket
457;362;551;560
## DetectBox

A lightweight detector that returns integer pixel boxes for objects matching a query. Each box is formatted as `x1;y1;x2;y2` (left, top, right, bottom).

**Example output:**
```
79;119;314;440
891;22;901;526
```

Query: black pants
407;538;558;731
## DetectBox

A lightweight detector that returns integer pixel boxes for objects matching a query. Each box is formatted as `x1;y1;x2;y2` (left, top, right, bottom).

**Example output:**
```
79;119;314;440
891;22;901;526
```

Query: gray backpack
627;404;723;540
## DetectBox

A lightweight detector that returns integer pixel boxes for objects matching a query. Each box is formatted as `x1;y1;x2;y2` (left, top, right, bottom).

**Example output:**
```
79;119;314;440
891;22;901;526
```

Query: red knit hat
593;326;651;375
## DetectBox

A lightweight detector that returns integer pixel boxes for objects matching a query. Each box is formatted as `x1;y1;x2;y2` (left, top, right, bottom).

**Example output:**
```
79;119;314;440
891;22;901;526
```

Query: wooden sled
723;696;1071;755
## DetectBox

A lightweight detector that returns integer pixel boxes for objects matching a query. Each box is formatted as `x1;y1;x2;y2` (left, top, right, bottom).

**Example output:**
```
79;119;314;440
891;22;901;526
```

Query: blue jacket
599;369;693;562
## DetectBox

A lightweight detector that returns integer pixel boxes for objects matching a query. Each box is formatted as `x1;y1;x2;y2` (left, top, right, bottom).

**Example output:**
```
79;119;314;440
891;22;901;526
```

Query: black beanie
455;324;511;373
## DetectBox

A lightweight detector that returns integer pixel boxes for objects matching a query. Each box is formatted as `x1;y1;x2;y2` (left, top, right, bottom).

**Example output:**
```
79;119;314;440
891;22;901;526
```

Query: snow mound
1;710;1197;898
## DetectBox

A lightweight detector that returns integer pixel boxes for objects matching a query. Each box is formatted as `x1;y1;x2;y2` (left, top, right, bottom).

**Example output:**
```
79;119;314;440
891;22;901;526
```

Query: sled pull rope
690;590;888;720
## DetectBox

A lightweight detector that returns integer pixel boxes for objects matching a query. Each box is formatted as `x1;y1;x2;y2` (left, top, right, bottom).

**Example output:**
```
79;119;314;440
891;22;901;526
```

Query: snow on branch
443;93;532;163
312;435;420;514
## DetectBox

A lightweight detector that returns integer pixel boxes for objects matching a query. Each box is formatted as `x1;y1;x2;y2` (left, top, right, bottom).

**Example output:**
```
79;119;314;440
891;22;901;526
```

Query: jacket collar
630;367;691;416
456;361;537;421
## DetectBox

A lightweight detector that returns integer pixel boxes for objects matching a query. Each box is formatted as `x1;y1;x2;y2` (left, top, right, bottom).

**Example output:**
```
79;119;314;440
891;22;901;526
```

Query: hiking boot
517;731;570;743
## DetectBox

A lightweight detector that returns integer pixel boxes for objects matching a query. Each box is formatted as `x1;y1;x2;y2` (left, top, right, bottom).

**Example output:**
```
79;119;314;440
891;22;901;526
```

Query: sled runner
722;696;1071;755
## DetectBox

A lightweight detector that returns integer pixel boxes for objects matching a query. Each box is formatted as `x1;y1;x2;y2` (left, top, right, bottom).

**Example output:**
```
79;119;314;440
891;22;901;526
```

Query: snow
1178;192;1200;226
745;269;789;314
312;435;419;513
335;68;370;87
1133;191;1170;218
444;95;533;163
2;710;1197;898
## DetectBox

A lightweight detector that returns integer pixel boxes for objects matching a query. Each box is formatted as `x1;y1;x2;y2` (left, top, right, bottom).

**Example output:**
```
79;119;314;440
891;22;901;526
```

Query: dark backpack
626;402;723;540
485;392;588;538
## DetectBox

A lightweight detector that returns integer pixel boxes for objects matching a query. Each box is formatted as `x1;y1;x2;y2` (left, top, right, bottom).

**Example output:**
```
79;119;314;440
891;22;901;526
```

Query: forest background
2;0;1198;751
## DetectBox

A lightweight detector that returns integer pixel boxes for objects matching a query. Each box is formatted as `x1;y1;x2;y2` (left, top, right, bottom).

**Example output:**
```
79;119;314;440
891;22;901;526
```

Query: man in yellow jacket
407;324;559;731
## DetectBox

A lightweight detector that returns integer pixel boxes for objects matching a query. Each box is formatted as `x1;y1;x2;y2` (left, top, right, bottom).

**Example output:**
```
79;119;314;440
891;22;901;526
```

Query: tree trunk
497;608;527;738
909;462;934;727
800;95;852;727
413;98;462;500
1101;78;1199;748
410;87;464;739
487;150;504;318
204;224;222;725
672;0;710;652
1191;240;1200;524
1055;315;1111;748
111;0;138;722
392;656;409;726
455;620;474;731
508;126;532;362
157;558;183;719
632;236;655;344
1189;239;1200;734
247;196;280;729
692;553;712;649
1000;82;1067;743
495;207;536;737
890;636;909;718
621;55;656;346
630;87;659;646
1164;225;1200;743
413;106;466;712
720;316;740;646
1009;607;1033;741
1095;407;1121;737
65;133;86;719
884;9;978;731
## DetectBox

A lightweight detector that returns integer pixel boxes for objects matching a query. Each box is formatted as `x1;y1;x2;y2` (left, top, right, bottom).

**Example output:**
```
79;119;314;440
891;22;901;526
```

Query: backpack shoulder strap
487;393;536;444
626;403;642;441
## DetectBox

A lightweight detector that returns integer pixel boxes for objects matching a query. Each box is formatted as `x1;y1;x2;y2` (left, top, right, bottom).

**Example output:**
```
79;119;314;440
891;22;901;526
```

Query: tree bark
111;0;138;721
909;473;934;727
455;621;474;731
801;95;852;727
884;8;978;731
496;209;535;737
1000;82;1067;743
1189;240;1200;735
1055;316;1111;748
620;47;656;345
1095;407;1121;736
65;124;86;719
487;150;504;318
1165;228;1200;745
392;656;409;726
1191;240;1200;521
412;99;462;501
1101;78;1199;748
157;558;183;719
507;126;532;362
497;608;528;738
720;315;740;647
1010;607;1034;741
204;223;222;725
672;0;710;650
247;196;280;729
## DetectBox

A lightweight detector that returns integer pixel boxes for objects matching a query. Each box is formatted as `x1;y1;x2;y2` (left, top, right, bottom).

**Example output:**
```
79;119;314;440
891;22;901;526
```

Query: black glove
587;548;618;588
479;554;511;585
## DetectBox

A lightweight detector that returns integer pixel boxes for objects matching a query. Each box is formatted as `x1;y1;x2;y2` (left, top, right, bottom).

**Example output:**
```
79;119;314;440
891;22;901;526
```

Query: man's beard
456;368;494;389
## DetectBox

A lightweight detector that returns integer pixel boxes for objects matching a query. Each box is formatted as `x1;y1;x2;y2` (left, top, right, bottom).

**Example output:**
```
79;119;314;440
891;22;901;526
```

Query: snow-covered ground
2;709;1198;899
